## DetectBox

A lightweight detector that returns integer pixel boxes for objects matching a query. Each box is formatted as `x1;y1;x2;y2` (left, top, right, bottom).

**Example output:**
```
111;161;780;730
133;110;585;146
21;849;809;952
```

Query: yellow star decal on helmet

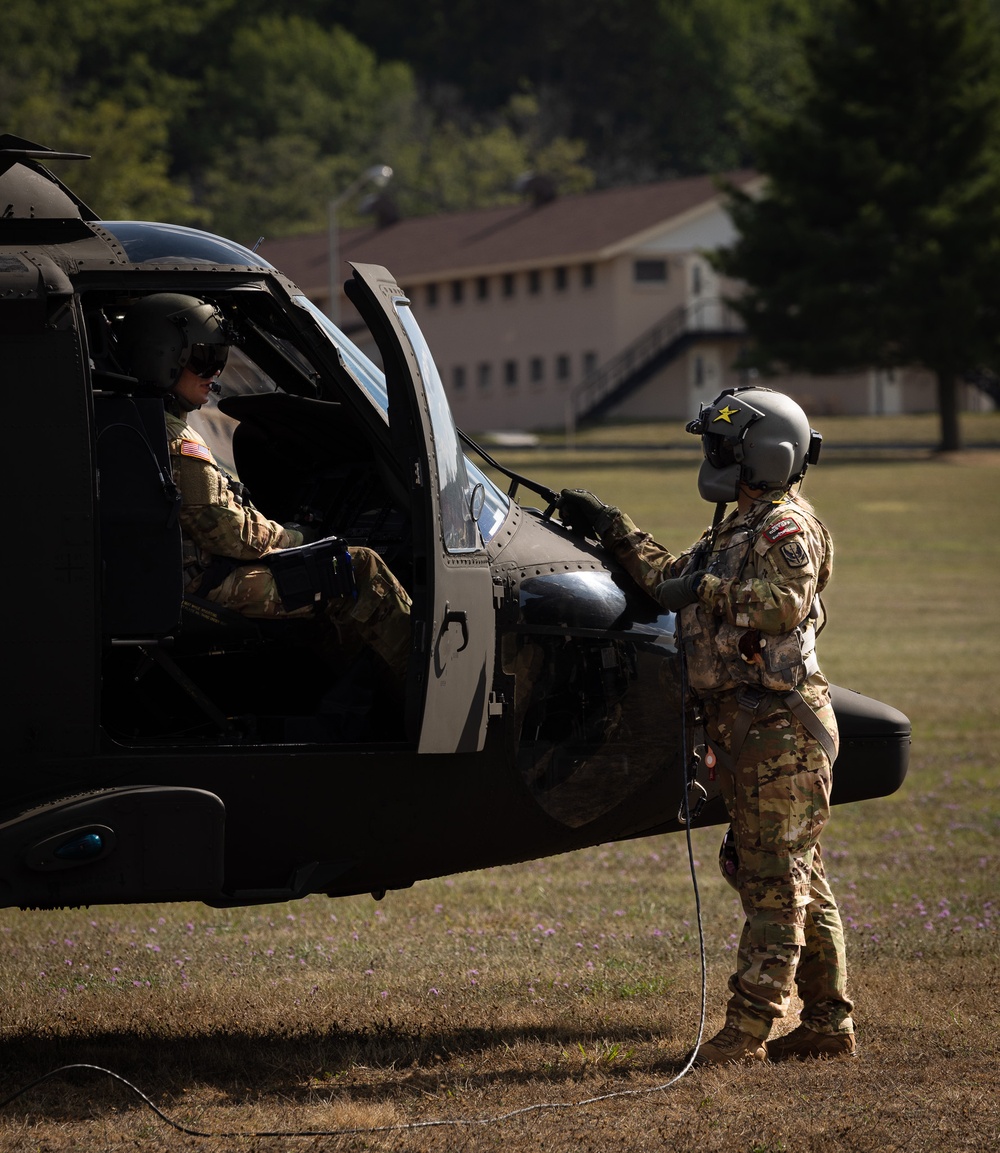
713;405;739;424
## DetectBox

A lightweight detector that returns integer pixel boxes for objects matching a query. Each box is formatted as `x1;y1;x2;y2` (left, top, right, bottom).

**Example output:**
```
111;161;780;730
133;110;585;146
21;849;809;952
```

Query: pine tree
714;0;1000;450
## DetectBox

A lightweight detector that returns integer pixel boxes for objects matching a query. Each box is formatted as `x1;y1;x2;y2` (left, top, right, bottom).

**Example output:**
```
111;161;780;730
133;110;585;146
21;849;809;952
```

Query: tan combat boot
690;1021;768;1066
767;1024;856;1062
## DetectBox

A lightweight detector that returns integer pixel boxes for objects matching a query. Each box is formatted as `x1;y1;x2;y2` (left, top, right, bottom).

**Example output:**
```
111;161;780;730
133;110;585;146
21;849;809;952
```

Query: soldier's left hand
655;572;706;612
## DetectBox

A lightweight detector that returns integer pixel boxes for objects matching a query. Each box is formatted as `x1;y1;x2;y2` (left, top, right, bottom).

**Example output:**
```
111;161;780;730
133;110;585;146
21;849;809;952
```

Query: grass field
1;414;997;1151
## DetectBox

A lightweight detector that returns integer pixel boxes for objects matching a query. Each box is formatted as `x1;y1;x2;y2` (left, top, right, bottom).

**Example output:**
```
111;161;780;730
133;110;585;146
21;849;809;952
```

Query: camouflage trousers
197;546;411;683
704;691;854;1040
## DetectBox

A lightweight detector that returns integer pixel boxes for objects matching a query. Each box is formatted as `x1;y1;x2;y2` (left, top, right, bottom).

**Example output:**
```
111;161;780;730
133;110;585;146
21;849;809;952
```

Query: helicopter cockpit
83;229;509;752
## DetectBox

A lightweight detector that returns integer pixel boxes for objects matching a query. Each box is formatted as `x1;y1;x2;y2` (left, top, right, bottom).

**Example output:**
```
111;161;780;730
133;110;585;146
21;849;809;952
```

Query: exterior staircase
569;297;744;427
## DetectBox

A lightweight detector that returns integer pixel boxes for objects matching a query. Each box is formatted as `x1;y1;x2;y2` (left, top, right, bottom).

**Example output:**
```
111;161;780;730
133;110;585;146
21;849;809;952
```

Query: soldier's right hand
284;522;318;546
558;488;608;537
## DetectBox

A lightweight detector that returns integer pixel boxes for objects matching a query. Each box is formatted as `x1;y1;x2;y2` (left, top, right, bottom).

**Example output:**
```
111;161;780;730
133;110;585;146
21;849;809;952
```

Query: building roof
259;170;758;294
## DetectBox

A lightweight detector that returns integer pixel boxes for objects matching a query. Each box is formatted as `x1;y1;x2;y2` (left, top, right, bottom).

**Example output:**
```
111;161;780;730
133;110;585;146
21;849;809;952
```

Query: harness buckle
735;685;766;714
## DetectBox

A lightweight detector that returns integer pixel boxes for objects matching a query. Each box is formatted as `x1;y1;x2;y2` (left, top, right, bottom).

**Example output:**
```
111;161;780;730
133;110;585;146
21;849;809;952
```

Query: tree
713;0;1000;451
337;0;813;181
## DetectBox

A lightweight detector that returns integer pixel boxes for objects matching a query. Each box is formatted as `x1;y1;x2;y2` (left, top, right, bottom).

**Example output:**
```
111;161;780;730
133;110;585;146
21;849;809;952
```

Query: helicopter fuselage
0;137;910;913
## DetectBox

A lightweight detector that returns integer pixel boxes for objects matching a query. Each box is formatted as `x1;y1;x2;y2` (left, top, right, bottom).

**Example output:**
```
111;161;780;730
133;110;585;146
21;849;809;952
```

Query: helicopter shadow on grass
0;1021;690;1120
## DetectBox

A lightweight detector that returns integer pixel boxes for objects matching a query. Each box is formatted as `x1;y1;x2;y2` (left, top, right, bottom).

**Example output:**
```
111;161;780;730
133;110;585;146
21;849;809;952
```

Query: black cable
1;614;710;1140
0;811;708;1141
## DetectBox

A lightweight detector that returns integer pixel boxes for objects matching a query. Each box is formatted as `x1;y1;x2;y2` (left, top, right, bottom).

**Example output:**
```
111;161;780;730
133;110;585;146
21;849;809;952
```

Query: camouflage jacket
600;495;833;699
165;411;304;586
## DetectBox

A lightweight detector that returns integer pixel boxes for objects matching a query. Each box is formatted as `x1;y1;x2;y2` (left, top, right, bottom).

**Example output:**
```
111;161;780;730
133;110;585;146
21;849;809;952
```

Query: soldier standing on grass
558;387;856;1066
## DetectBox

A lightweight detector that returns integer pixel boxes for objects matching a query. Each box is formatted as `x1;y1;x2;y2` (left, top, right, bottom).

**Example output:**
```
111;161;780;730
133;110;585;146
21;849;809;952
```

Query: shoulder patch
779;540;809;568
762;516;802;545
179;438;212;462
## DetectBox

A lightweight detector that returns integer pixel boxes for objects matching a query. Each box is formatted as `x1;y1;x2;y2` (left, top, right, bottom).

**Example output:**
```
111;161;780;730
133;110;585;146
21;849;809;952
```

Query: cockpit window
296;294;508;544
220;345;279;397
396;300;480;553
294;296;388;413
100;221;274;268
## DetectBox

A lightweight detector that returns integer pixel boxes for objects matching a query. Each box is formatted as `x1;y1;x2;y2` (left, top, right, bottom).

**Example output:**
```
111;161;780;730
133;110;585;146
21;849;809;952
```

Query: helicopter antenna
457;428;558;505
0;133;97;218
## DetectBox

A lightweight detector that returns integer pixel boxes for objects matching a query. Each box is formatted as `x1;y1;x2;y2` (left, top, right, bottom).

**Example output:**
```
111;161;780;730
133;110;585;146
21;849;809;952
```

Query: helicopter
0;135;909;913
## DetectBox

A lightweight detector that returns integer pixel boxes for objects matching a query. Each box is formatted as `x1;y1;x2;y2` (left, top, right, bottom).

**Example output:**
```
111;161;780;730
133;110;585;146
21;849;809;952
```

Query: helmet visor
185;343;230;378
703;433;739;470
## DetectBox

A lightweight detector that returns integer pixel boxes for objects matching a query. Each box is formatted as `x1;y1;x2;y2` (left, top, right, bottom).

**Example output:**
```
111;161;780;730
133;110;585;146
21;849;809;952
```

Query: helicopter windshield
295;295;508;545
100;221;274;268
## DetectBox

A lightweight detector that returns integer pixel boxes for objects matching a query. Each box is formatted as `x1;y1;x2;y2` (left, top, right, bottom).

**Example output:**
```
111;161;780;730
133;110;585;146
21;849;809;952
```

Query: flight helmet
118;293;229;393
686;386;822;503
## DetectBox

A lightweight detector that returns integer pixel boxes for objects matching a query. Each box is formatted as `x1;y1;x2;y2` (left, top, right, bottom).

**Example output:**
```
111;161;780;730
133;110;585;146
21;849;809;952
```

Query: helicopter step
0;786;225;909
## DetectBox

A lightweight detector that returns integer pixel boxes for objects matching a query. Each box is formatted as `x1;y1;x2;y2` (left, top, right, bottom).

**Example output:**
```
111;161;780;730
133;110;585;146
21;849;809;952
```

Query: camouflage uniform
166;411;411;682
601;496;854;1041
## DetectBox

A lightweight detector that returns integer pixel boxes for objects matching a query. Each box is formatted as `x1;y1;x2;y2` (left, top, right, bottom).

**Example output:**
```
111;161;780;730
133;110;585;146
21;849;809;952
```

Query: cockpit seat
95;392;183;639
176;593;317;649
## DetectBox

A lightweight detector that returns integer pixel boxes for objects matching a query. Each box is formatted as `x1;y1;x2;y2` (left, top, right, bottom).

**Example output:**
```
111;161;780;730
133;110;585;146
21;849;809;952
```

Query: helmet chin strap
705;499;727;552
166;389;200;414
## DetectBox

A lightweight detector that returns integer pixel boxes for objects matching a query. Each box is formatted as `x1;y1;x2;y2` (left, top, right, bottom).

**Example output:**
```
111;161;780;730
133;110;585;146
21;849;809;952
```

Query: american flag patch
762;516;802;544
179;439;212;462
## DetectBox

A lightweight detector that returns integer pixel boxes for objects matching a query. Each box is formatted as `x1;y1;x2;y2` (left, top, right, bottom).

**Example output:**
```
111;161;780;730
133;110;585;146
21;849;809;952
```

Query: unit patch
779;540;809;568
762;516;802;544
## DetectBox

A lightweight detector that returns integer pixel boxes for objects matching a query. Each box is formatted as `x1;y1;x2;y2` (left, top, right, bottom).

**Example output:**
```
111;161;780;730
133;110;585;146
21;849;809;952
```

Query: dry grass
1;419;997;1151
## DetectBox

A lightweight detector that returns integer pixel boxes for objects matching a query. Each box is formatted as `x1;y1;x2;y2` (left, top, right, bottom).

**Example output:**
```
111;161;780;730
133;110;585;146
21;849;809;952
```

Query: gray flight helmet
118;293;229;393
686;386;822;503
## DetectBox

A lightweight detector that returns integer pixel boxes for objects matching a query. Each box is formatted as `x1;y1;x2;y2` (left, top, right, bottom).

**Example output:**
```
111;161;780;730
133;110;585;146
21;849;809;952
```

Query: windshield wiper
458;428;559;511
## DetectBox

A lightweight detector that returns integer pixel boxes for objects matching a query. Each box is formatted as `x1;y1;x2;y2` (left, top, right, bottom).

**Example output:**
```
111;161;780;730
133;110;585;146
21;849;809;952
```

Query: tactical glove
655;571;706;612
558;488;613;537
284;522;318;546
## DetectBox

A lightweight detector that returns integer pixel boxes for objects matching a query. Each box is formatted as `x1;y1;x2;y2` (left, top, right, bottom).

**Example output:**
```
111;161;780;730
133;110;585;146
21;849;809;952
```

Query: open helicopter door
346;264;496;753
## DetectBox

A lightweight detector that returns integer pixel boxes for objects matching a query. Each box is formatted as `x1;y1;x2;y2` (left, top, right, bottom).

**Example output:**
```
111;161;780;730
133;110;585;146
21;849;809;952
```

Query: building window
582;351;598;378
528;269;541;294
426;283;438;307
451;279;464;304
476;276;489;300
529;356;544;384
502;273;516;297
504;359;518;387
453;365;467;391
555;266;568;291
581;263;595;288
693;355;705;388
634;259;668;283
556;354;571;381
477;362;492;389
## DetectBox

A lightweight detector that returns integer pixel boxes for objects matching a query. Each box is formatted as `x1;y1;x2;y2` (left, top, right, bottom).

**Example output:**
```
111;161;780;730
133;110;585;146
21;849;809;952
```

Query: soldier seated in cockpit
117;293;411;687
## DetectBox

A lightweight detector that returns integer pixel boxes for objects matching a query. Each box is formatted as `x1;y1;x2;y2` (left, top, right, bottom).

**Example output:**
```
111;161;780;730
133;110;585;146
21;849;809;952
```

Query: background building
262;175;988;433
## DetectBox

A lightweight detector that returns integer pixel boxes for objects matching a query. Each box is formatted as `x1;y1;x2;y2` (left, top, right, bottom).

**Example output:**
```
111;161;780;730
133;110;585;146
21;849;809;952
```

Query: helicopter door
346;264;495;753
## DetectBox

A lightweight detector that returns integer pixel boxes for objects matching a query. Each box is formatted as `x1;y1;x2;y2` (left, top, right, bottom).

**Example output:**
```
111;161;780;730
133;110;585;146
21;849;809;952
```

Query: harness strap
727;686;838;767
188;556;238;599
727;687;765;766
782;689;838;764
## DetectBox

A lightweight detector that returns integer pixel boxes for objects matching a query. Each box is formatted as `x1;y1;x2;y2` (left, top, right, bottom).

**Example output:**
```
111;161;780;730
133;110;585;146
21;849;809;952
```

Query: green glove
284;522;318;546
558;488;608;536
655;571;706;612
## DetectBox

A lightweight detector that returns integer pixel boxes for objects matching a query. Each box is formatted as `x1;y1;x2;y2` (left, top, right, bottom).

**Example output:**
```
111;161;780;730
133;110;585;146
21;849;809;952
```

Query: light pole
327;164;393;325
